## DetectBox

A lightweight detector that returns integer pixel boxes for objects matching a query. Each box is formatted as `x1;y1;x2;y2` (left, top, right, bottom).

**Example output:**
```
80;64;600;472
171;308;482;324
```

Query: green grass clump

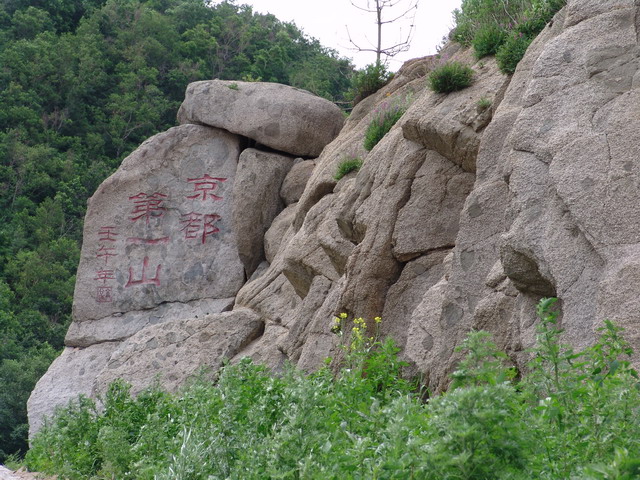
24;300;640;479
428;61;474;94
334;157;363;180
476;96;492;110
363;100;407;151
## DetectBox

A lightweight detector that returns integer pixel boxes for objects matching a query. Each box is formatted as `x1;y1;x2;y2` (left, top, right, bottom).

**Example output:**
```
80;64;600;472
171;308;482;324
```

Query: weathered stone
235;265;300;325
70;125;245;343
401;51;510;172
94;309;263;396
231;324;288;372
296;277;344;372
392;150;475;262
381;251;450;349
278;275;334;362
177;80;344;157
292;68;430;232
232;148;294;276
28;343;119;438
264;203;297;263
65;297;234;347
280;160;316;205
282;195;344;298
338;129;427;320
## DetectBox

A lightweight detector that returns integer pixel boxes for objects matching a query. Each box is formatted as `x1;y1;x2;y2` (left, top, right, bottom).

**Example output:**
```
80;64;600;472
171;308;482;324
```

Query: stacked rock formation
29;0;640;440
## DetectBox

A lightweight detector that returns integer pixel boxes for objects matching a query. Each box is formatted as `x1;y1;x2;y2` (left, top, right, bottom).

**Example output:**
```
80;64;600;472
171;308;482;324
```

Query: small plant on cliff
363;97;409;151
334;157;363;180
428;61;474;93
496;31;533;74
476;96;492;111
349;62;393;105
472;24;508;59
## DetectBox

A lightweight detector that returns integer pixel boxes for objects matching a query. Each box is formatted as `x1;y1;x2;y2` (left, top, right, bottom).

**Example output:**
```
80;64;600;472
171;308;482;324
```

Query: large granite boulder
177;80;344;157
69;124;245;345
29;124;247;434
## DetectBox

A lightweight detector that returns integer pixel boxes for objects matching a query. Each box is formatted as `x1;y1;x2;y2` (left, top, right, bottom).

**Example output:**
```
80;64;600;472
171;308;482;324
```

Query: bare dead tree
347;0;419;64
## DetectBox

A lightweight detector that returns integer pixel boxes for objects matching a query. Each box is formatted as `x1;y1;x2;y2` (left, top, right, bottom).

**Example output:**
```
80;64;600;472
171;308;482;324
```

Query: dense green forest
0;0;354;461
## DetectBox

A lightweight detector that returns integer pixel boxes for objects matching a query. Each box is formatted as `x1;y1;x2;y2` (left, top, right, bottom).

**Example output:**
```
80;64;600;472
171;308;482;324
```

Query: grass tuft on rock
334;157;363;180
428;61;474;94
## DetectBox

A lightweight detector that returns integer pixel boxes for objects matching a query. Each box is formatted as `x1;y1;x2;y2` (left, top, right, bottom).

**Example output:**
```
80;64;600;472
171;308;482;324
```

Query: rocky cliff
28;0;640;437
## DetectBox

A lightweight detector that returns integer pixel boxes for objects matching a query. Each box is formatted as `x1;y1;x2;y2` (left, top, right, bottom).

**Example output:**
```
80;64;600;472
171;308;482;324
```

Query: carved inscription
129;192;167;224
91;173;227;303
187;175;226;201
126;256;162;287
94;226;119;302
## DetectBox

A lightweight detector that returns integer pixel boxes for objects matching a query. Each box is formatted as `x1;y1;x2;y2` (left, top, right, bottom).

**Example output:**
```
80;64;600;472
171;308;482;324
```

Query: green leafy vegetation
0;0;355;462
427;61;474;94
496;32;534;74
472;24;507;59
452;0;566;73
334;157;363;180
22;300;640;479
363;96;409;151
349;61;393;105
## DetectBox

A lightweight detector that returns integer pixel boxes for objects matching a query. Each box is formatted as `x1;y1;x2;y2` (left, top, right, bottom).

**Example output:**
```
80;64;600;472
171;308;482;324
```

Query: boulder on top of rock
177;80;345;157
69;124;245;345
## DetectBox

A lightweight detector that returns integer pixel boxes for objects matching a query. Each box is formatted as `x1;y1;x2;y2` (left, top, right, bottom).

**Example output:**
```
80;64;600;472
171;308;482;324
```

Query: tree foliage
0;0;354;461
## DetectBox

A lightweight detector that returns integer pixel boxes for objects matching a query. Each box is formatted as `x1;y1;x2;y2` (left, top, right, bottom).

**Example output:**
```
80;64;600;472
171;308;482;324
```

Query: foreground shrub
363;98;409;151
24;301;640;479
428;61;474;93
334;157;363;180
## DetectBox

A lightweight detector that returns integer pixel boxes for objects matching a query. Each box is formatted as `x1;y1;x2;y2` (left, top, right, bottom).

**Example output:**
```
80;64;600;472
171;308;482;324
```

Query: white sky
240;0;462;70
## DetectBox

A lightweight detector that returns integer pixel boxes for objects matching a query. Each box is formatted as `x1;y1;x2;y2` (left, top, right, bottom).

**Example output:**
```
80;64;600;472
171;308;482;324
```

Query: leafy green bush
472;24;507;58
349;62;392;104
496;32;533;74
363;99;407;151
453;0;566;73
452;0;531;45
428;61;474;94
334;157;363;180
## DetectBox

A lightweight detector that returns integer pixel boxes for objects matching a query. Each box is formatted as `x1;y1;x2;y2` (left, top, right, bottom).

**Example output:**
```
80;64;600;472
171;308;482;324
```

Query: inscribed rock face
68;124;245;344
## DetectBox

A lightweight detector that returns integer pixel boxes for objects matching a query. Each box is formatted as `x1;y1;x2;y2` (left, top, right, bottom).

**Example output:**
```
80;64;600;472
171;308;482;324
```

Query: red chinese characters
180;212;221;244
94;268;115;303
129;192;168;224
94;227;119;302
126;256;162;287
186;175;226;201
96;286;113;303
98;226;118;242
